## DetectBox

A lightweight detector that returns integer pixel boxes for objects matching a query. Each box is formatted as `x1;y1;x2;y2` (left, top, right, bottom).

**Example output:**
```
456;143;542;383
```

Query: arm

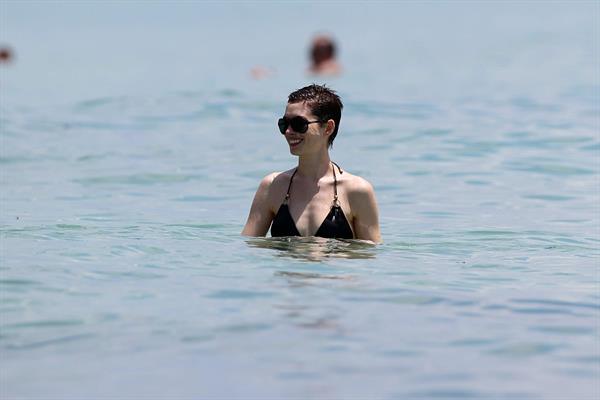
241;174;276;237
350;179;382;243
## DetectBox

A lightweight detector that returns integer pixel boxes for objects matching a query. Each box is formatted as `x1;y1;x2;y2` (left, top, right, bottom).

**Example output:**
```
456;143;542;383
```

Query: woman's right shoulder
257;169;294;193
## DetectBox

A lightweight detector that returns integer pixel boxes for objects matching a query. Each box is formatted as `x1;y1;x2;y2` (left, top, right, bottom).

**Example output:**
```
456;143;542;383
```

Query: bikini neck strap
284;168;298;204
285;162;343;205
332;163;340;206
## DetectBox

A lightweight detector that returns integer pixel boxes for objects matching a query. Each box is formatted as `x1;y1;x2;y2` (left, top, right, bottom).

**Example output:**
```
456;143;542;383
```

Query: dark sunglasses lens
290;117;309;133
278;117;312;134
277;118;287;134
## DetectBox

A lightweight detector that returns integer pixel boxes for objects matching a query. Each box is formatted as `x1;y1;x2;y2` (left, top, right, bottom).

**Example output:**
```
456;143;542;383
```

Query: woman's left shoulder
340;171;375;195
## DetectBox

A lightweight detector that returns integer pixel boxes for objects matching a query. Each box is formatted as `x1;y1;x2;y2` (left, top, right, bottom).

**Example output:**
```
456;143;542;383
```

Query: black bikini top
270;162;354;239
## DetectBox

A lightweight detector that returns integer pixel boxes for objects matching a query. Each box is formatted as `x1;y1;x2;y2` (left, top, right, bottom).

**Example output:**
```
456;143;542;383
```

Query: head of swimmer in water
310;36;336;65
287;84;343;149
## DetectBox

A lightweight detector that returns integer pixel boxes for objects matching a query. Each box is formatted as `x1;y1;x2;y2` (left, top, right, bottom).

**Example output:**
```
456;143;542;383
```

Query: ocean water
1;2;599;399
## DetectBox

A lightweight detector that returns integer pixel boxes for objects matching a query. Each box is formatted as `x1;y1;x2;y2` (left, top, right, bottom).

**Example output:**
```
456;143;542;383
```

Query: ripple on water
510;298;600;312
180;334;215;343
173;195;231;202
378;348;422;358
530;325;596;335
3;319;85;330
217;323;272;333
503;136;595;149
207;289;276;299
110;244;169;256
340;293;445;305
405;388;489;399
449;338;498;347
488;342;560;358
504;161;594;176
74;96;130;110
0;279;40;287
245;237;378;261
274;271;351;280
74;173;206;185
347;101;439;120
76;152;120;162
2;333;95;350
522;194;577;201
580;142;600;152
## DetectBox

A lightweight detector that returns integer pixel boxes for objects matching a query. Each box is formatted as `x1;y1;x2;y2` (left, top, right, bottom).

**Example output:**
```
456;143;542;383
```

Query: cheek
312;130;327;142
306;132;320;143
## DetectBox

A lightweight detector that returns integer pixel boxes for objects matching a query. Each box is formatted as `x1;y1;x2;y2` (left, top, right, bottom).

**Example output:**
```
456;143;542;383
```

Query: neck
297;150;331;181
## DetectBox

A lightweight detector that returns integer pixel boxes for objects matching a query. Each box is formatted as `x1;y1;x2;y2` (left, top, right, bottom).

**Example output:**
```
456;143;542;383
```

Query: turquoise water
1;2;599;399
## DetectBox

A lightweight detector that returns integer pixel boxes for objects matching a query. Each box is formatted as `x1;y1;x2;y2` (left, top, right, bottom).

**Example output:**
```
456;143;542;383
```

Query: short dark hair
288;84;343;148
311;40;336;60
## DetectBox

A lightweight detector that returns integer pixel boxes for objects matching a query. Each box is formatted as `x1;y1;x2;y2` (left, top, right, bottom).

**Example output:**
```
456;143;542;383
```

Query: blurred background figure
308;34;341;76
249;65;275;80
0;45;15;64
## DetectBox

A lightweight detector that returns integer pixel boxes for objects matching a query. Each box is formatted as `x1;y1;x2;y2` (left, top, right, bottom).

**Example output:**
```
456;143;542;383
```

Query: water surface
1;2;599;399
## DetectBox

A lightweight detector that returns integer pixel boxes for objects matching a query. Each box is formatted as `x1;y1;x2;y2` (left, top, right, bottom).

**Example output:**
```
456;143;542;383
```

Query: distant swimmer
250;65;275;80
0;46;14;64
242;84;381;243
308;34;342;76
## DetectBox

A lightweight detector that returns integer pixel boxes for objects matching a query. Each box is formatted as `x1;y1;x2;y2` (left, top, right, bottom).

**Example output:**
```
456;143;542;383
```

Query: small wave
74;173;206;185
3;319;85;330
3;333;94;350
505;162;594;176
488;342;560;357
207;289;275;299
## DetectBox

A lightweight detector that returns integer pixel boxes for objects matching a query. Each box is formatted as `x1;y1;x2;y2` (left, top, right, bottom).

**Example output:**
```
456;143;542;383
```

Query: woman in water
242;84;381;243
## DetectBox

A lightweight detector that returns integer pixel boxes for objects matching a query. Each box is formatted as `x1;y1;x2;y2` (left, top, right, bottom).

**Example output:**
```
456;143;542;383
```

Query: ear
324;119;335;137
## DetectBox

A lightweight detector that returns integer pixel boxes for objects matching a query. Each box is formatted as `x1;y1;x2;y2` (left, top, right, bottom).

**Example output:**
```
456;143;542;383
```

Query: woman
242;84;381;243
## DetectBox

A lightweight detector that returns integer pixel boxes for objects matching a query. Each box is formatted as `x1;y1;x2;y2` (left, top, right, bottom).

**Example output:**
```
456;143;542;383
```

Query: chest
285;180;351;237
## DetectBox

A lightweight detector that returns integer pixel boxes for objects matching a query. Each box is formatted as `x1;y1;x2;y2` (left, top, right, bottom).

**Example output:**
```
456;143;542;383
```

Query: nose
285;124;298;136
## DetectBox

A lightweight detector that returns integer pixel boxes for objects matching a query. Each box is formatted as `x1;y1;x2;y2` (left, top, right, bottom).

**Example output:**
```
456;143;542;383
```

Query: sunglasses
278;116;323;134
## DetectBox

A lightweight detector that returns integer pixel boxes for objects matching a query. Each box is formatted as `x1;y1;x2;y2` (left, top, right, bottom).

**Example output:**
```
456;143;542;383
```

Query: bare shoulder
257;169;296;202
258;171;278;188
267;168;296;191
339;170;376;196
339;169;381;243
270;168;296;185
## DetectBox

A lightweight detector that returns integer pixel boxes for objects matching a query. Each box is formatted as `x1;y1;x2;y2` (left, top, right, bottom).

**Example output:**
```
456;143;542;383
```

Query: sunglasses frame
278;116;323;134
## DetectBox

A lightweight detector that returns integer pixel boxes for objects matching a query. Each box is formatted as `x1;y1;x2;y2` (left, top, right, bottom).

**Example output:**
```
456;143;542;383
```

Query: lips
288;138;303;147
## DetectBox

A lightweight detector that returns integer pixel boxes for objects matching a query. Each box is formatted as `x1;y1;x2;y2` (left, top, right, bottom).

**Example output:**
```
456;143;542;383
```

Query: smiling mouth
288;138;303;146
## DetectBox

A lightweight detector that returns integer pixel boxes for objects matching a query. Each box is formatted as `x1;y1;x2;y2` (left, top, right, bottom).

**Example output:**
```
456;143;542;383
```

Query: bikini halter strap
284;162;343;205
284;168;298;204
332;163;339;206
332;161;343;206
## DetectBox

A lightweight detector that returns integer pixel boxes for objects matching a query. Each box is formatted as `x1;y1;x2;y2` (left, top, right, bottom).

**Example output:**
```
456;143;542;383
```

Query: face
280;102;330;156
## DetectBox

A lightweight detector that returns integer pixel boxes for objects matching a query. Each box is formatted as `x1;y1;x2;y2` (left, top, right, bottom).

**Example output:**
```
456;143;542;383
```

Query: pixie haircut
288;84;343;148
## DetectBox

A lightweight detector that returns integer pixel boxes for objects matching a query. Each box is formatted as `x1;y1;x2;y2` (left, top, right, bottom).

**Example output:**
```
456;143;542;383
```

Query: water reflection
245;236;377;261
274;271;352;280
273;271;355;290
274;303;345;333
